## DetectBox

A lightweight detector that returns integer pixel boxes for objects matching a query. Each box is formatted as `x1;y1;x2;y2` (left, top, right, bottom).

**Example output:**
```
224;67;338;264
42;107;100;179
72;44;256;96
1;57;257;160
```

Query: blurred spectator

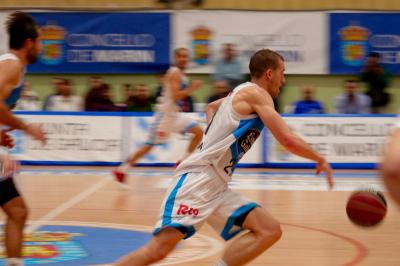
121;83;134;103
43;77;63;110
127;84;153;112
360;52;391;113
85;83;118;111
46;79;83;111
334;79;371;114
291;84;325;114
88;76;104;90
213;43;243;88
14;81;42;111
115;83;134;111
207;80;230;103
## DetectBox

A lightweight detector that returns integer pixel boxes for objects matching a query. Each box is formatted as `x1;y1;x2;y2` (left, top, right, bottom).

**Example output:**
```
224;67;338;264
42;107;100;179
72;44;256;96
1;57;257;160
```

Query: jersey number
224;159;235;176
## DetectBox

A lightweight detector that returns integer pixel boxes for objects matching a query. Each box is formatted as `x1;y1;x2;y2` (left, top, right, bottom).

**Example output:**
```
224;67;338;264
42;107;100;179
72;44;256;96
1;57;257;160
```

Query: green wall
25;74;213;104
25;73;399;113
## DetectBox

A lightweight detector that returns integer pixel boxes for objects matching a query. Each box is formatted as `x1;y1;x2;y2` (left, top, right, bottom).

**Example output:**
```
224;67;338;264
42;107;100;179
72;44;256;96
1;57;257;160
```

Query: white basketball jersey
156;66;189;113
0;53;25;107
176;82;264;182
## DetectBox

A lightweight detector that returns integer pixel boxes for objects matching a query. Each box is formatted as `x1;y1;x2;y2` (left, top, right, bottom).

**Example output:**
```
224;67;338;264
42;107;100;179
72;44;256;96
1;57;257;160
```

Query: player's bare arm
169;69;202;101
0;60;46;143
235;86;333;188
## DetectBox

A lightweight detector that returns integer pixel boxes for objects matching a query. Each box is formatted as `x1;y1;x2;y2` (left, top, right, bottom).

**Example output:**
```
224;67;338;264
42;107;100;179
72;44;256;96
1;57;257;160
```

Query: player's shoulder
236;84;271;104
0;59;23;80
168;66;181;75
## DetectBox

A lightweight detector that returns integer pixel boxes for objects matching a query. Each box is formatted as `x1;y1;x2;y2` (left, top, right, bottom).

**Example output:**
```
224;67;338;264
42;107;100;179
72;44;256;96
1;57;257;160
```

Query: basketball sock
6;258;24;266
118;162;130;173
215;259;227;266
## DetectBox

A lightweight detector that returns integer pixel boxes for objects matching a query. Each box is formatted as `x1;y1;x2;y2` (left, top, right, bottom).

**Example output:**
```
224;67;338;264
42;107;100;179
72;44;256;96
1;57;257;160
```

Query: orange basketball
346;189;387;227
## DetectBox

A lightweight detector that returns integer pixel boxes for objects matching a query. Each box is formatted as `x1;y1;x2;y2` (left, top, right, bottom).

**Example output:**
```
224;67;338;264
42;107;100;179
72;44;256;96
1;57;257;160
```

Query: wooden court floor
1;166;400;266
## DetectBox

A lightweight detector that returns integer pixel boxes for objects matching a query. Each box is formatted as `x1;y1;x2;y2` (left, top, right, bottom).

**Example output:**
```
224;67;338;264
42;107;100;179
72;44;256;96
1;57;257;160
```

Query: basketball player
113;48;203;182
115;49;333;266
0;12;46;266
381;126;400;207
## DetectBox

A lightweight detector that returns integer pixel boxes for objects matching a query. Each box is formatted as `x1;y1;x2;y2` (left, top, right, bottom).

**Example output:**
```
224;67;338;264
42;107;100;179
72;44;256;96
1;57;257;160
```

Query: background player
115;49;333;266
0;11;46;266
113;48;203;183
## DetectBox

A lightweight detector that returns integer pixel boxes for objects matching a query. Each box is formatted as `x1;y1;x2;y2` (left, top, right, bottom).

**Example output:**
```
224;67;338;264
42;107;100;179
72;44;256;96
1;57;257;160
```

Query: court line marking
25;176;112;234
283;223;368;266
25;220;223;266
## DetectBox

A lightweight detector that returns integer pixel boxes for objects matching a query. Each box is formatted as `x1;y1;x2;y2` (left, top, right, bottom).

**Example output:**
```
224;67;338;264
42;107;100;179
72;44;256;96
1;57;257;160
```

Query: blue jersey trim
6;82;24;107
220;202;259;241
232;118;263;139
162;173;188;226
153;223;195;239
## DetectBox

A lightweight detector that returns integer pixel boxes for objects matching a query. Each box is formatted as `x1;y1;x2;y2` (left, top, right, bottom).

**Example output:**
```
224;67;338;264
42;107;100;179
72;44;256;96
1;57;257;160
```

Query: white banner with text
267;116;396;163
174;11;327;74
10;114;123;162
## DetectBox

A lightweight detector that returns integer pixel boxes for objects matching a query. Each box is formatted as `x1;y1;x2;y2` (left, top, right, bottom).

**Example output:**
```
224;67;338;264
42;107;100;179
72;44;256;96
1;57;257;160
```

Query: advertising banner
267;116;396;164
28;12;170;73
330;12;400;74
10;114;123;162
174;11;327;74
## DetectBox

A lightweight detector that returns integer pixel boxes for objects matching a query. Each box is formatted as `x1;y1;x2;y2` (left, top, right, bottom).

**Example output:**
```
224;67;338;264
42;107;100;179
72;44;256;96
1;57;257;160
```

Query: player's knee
258;222;282;245
8;205;28;225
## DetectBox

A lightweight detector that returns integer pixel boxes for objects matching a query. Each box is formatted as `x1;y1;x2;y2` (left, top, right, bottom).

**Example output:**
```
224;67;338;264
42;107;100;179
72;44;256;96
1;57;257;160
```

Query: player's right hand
1;154;18;177
316;159;334;189
26;123;47;144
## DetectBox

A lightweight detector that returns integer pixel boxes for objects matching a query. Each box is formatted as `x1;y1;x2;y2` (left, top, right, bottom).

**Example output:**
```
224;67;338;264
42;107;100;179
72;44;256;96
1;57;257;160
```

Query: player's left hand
0;128;15;149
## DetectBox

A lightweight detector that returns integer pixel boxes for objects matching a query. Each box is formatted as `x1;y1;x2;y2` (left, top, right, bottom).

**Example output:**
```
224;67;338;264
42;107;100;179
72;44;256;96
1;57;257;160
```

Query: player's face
26;29;41;64
269;59;285;98
175;50;190;69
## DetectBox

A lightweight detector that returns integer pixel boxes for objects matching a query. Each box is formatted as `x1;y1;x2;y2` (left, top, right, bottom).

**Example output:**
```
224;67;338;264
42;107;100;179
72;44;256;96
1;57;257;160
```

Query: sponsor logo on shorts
177;204;199;216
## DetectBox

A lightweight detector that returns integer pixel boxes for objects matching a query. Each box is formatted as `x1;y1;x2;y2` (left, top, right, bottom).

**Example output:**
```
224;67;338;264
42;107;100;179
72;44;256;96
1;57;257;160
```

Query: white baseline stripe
25;176;112;233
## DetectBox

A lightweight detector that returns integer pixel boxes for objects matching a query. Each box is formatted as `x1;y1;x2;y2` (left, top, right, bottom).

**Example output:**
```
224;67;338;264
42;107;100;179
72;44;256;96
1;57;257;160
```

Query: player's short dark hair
6;11;38;49
174;47;188;56
249;49;284;79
